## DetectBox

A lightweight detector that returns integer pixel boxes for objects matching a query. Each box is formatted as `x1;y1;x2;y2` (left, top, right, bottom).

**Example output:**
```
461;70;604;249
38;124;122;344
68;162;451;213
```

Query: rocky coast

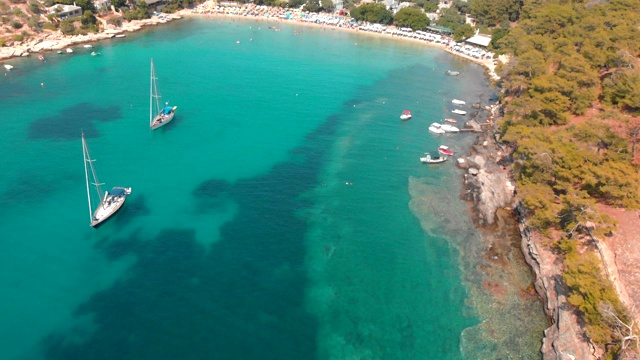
0;13;181;60
458;106;599;359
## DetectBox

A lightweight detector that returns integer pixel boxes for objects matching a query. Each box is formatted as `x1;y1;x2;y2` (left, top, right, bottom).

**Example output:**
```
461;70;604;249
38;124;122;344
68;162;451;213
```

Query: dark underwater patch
28;103;123;141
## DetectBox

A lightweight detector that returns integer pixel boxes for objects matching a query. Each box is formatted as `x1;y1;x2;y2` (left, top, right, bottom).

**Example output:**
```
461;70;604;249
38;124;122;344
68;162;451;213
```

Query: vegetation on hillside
484;0;640;355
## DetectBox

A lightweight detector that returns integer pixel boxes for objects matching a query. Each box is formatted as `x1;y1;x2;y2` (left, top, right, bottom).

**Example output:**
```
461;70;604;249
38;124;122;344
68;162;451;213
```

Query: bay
0;17;545;359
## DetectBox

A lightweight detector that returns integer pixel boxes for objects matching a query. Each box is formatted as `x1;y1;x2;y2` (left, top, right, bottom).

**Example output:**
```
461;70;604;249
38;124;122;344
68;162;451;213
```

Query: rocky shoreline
458;106;597;359
0;14;181;60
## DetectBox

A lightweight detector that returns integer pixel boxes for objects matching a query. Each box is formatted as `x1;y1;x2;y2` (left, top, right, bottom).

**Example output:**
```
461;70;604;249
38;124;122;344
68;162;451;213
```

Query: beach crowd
187;2;499;78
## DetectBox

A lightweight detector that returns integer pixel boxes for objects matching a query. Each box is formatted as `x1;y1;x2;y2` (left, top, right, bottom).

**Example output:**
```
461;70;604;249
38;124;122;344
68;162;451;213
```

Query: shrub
42;22;57;30
11;20;23;29
59;19;75;34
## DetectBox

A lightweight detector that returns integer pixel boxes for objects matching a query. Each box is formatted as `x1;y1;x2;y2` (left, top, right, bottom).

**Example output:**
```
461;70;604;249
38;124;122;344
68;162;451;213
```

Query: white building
47;4;82;20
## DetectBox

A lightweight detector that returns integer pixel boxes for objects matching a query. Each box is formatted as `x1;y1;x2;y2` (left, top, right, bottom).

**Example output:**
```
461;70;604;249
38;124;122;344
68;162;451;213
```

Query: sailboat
149;58;177;130
82;132;132;227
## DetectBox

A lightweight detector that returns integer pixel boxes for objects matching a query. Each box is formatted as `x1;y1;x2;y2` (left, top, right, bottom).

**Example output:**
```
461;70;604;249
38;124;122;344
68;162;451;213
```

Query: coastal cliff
459;110;596;360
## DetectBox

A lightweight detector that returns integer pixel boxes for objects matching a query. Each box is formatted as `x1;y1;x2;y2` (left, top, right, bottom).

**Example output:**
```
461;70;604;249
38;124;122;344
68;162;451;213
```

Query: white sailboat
149;58;177;130
82;133;131;227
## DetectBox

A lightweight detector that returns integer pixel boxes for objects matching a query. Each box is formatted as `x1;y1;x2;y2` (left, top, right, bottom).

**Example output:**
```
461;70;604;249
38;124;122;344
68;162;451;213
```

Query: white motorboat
66;48;73;53
84;44;93;48
420;152;447;164
429;123;446;134
400;109;412;120
451;99;465;105
441;123;460;133
3;64;13;70
445;70;460;76
452;109;467;115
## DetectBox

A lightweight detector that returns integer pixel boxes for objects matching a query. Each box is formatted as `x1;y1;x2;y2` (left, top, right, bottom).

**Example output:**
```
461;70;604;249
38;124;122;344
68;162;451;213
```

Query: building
94;0;111;11
465;32;492;48
47;4;83;20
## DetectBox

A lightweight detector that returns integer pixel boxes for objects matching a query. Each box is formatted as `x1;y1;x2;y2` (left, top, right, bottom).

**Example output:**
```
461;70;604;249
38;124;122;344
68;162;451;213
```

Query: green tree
393;7;429;31
59;19;75;34
28;1;41;14
602;71;640;112
304;0;319;12
111;0;127;9
436;6;465;31
351;3;392;25
422;0;437;13
453;23;473;41
320;0;334;12
81;10;96;26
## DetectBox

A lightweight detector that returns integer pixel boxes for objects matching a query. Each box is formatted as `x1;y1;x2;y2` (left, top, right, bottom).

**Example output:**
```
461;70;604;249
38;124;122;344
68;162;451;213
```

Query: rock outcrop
459;106;597;360
0;14;182;60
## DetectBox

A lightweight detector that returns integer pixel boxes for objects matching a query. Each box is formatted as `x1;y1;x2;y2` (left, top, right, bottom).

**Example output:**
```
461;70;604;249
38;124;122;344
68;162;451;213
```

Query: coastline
1;4;500;81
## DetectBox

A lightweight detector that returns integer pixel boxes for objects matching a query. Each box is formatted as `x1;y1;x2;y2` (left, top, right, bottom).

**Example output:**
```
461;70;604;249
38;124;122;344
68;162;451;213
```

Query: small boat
91;51;98;56
445;70;460;76
420;152;447;164
400;110;412;120
66;48;73;53
57;50;62;54
452;109;467;115
451;99;465;105
149;58;177;130
429;123;446;134
38;55;45;61
82;132;132;227
115;34;126;38
441;123;460;133
84;44;93;48
3;64;13;70
438;145;454;156
444;118;457;124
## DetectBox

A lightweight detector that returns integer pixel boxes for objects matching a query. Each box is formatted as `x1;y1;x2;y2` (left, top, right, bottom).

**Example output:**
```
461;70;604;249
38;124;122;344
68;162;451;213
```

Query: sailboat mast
82;134;94;223
150;58;162;124
150;59;154;127
83;134;104;208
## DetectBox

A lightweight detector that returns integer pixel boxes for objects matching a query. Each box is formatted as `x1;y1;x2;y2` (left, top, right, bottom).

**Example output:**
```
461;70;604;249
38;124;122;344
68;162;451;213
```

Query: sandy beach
1;3;501;80
179;2;501;79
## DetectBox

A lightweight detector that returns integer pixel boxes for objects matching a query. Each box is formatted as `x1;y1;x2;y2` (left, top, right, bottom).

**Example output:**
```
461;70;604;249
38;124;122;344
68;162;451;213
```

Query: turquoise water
1;18;545;359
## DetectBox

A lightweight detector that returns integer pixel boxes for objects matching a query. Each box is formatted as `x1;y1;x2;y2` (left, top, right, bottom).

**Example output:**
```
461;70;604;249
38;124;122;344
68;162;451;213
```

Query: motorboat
38;55;45;61
3;64;13;70
444;118;457;123
420;152;447;164
91;51;98;56
84;44;93;48
66;48;73;53
400;110;412;120
438;145;454;156
451;99;465;105
429;123;446;134
445;70;460;76
452;109;467;115
441;123;460;132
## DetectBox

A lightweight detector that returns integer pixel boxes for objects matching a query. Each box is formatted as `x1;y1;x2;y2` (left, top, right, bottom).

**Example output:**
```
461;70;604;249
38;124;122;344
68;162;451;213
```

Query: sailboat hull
90;187;131;228
150;110;176;130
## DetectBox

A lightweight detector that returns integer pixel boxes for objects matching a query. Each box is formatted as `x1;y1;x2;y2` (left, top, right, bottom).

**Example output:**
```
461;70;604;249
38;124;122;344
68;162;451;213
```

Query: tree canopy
350;3;392;25
393;7;429;31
